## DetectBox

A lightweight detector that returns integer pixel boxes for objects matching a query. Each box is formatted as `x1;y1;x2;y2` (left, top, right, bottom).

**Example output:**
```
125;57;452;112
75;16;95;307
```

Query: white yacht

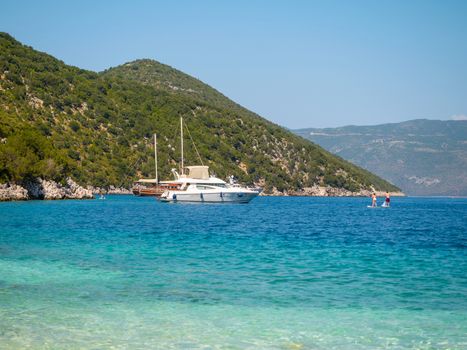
159;117;260;203
160;166;259;203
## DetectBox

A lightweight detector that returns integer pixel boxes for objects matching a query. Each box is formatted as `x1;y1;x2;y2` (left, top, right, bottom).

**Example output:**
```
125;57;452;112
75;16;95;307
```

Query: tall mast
154;133;158;183
180;116;184;175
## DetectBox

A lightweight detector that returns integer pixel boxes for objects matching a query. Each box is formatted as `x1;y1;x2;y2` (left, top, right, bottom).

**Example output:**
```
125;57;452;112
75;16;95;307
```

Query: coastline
0;179;135;201
86;186;132;195
0;179;403;202
0;178;93;201
263;185;405;197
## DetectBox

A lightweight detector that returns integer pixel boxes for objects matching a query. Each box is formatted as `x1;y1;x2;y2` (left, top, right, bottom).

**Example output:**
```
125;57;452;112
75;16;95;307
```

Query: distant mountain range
295;119;467;196
0;32;398;194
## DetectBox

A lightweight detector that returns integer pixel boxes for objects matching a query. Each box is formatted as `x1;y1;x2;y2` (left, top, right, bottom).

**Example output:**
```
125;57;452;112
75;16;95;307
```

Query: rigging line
130;151;147;172
170;118;180;168
184;122;204;166
130;158;141;171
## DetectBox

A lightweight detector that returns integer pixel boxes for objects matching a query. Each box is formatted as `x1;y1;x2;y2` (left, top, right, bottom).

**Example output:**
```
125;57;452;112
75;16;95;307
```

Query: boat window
193;183;226;189
197;185;215;190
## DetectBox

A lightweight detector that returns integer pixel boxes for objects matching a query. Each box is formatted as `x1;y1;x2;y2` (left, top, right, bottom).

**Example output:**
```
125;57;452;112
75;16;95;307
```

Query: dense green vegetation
0;32;399;192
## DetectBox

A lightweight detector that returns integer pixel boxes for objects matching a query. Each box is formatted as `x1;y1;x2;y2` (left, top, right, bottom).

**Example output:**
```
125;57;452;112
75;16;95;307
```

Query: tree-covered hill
0;32;399;193
102;59;244;113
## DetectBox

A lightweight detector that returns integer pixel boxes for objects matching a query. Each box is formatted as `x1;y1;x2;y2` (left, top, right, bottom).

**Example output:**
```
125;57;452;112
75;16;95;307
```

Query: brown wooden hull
132;184;180;197
138;188;165;197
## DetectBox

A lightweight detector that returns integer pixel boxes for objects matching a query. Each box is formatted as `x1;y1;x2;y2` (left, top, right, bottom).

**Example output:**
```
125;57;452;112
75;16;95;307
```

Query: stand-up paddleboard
367;205;378;208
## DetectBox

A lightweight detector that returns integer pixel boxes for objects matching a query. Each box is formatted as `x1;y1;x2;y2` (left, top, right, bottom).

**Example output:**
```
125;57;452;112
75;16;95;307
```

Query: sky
1;0;467;128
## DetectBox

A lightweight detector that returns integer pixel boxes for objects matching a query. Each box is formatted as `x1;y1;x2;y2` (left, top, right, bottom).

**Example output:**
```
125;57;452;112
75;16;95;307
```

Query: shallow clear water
0;196;466;349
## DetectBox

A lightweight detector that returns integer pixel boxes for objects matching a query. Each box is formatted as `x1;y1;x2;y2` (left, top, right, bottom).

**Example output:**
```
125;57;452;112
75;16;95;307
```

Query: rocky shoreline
0;178;136;201
87;185;132;195
0;178;93;201
268;185;405;197
1;178;404;202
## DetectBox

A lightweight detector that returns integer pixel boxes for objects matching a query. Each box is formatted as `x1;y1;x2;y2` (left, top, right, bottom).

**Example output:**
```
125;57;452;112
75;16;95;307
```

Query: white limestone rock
106;186;131;194
64;178;93;199
23;178;93;200
0;183;29;201
88;185;131;195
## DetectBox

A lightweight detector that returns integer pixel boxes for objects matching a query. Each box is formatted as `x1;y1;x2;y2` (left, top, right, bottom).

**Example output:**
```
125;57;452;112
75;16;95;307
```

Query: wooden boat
133;181;180;197
132;134;174;197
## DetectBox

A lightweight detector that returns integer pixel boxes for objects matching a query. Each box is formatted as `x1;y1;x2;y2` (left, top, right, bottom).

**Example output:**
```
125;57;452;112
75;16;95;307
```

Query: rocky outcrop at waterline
0;178;93;201
265;185;405;197
0;179;404;201
87;186;132;195
0;183;29;201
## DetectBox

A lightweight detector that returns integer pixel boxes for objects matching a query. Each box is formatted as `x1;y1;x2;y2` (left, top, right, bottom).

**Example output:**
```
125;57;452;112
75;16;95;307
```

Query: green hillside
0;32;399;193
295;119;467;196
102;59;244;113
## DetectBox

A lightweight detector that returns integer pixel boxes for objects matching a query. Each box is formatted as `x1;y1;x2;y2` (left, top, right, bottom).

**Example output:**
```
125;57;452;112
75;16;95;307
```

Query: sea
0;196;466;349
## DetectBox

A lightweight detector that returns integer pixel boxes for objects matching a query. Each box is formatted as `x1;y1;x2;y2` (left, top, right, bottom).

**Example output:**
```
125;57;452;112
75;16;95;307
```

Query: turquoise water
0;196;466;349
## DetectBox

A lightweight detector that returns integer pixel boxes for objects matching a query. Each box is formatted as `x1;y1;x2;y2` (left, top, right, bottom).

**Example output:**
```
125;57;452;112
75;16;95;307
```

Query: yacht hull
160;190;258;203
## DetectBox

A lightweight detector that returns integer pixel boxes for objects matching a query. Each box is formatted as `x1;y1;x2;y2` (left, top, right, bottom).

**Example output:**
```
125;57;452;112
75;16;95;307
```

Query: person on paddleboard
371;193;377;207
384;192;390;207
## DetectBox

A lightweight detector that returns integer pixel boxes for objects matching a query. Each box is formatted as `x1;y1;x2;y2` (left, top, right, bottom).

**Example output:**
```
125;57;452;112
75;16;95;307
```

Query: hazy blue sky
2;0;467;128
